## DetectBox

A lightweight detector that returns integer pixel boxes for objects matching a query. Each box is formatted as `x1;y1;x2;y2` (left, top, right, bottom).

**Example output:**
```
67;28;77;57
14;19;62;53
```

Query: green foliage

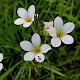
0;60;22;80
0;0;80;80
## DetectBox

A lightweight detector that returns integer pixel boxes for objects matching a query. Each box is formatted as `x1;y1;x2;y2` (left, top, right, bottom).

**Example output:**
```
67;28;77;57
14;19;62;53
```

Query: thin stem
28;66;31;80
44;36;48;44
31;25;36;33
31;61;40;76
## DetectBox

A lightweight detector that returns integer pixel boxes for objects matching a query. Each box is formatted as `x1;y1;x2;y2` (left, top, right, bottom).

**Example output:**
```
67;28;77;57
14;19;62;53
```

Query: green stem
31;25;36;33
31;61;40;76
20;62;27;80
44;36;48;44
28;66;31;80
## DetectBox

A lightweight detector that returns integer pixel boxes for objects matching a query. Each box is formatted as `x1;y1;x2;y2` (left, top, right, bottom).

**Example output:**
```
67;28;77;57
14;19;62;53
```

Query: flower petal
20;41;33;51
41;44;51;53
61;35;74;44
24;52;34;61
17;8;27;19
28;5;35;21
23;22;32;28
43;21;53;31
51;37;61;47
54;16;63;30
48;27;56;37
31;33;41;46
0;63;3;71
63;22;75;33
48;21;53;28
35;53;45;62
0;53;3;62
14;18;25;25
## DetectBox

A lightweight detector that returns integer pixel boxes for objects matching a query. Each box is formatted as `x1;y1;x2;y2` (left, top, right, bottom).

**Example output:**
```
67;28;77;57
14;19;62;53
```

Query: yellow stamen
25;17;32;22
33;46;40;54
56;29;64;38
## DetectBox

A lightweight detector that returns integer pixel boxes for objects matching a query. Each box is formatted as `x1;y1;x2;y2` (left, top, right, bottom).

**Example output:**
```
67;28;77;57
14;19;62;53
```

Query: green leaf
45;0;57;2
41;62;66;77
14;67;23;80
0;60;22;80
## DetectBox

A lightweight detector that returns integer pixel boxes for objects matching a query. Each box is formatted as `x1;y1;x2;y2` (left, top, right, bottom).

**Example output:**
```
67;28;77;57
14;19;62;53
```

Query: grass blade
0;60;22;80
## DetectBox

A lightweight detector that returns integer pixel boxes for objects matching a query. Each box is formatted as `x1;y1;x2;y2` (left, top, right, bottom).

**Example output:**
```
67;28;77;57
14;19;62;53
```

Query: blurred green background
0;0;80;80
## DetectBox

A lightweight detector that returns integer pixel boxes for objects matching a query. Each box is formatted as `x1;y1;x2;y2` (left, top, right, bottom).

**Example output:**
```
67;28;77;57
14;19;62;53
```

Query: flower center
56;29;64;38
25;17;32;22
33;46;40;54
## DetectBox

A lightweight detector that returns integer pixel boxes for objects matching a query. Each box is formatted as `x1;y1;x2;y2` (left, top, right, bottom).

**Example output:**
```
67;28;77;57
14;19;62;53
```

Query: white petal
31;33;41;46
28;5;35;21
0;63;3;71
35;53;45;62
41;44;51;53
54;16;63;30
24;52;34;61
49;21;53;27
14;18;25;25
48;27;56;37
43;22;49;30
17;8;27;19
43;21;53;30
51;37;61;47
63;22;75;33
61;35;74;44
43;22;49;27
43;22;48;25
20;41;33;51
23;22;32;28
0;53;3;62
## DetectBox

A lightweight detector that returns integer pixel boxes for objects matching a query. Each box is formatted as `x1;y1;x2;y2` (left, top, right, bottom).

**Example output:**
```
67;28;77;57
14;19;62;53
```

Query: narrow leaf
41;62;66;77
0;60;22;80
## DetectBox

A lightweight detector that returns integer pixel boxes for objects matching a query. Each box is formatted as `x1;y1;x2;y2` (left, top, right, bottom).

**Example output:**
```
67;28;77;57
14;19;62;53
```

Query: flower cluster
14;5;75;63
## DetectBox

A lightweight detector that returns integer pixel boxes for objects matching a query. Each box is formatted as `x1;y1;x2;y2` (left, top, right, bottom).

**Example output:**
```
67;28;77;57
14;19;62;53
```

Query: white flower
43;21;53;31
14;5;35;28
0;53;3;71
20;33;51;62
48;16;75;47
